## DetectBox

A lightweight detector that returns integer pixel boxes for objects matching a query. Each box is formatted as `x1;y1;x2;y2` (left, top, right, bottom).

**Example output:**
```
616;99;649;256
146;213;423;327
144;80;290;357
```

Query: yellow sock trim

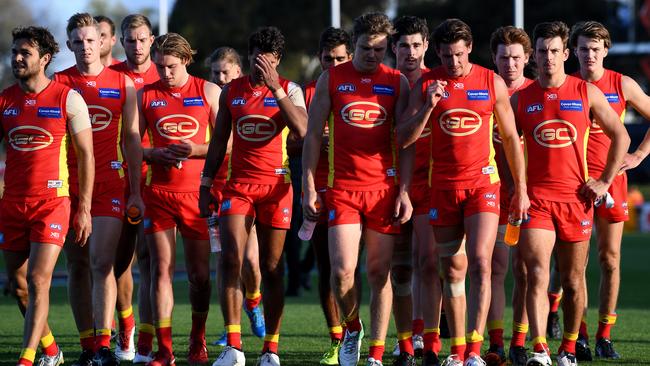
79;329;94;338
226;324;241;333
246;290;262;300
397;331;413;341
451;337;466;346
487;319;504;331
157;318;172;328
369;339;385;347
513;322;529;333
599;313;617;325
119;306;133;319
139;323;156;334
20;348;37;362
424;327;440;334
329;326;343;334
532;336;547;346
97;328;112;336
263;334;280;343
563;332;579;341
466;330;484;343
40;331;55;348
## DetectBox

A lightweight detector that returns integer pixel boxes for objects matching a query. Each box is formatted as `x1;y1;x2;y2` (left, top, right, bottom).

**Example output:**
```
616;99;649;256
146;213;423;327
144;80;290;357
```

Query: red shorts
594;173;629;222
326;186;400;234
429;184;500;226
0;196;71;251
143;187;208;240
411;183;431;216
522;198;593;242
71;179;126;220
220;182;293;229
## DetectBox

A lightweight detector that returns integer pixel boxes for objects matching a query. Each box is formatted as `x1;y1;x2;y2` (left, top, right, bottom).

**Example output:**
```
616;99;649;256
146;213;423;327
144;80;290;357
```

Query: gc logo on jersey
89;105;113;131
7;125;54;151
236;115;278;142
337;83;356;93
438;108;482;136
155;114;200;140
533;119;577;148
340;101;387;128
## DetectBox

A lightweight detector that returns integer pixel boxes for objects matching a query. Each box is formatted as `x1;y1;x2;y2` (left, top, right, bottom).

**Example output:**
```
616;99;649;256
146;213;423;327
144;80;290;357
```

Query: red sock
368;341;385;361
423;330;441;353
80;329;94;352
226;325;242;349
18;359;33;366
398;332;414;356
579;320;589;340
118;306;136;333
560;337;577;354
511;331;527;348
329;326;343;342
94;329;112;351
156;325;173;355
262;334;279;354
190;311;208;341
345;316;361;333
451;337;466;361
40;332;58;357
548;292;562;313
465;341;482;359
412;319;424;335
532;338;549;355
488;328;504;347
244;291;262;311
596;313;617;340
137;323;155;355
18;348;36;366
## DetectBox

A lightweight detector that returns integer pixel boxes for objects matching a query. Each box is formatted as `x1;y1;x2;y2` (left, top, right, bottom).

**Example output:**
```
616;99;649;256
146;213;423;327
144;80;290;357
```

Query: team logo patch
37;107;62;118
559;100;583;111
155;114;200;140
50;223;62;231
546;93;557;100
111;198;121;205
533;119;577;148
581;219;591;226
252;91;263;97
372;84;395;96
340;101;387;128
47;180;63;188
49;231;60;239
231;97;246;106
482;166;496;175
110;161;123;170
25;99;36;106
328;209;336;221
86;80;96;87
263;97;278;107
99;88;121;99
484;193;497;200
337;83;356;93
183;97;204;107
236;115;278;142
442;91;450;99
134;77;144;84
89;105;113;131
8;126;53;151
221;199;232;211
361;78;372;84
605;93;620;103
466;90;489;100
3;107;19;116
429;208;438;220
439;108;482;136
526;103;543;113
453;82;464;89
150;100;167;108
274;168;288;175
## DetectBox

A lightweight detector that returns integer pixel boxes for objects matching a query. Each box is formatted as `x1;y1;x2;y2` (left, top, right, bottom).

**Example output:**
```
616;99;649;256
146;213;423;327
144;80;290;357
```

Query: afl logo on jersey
340;102;387;128
155;114;200;140
150;100;167;108
337;83;356;93
533;119;577;148
7;125;54;151
236;115;278;142
231;97;246;106
88;105;113;131
439;108;482;136
3;107;19;116
526;103;543;113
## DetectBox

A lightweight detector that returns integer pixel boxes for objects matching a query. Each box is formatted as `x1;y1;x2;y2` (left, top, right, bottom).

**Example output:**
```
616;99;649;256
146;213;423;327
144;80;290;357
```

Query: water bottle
208;212;221;252
504;217;522;246
126;206;142;225
594;192;615;208
298;201;321;241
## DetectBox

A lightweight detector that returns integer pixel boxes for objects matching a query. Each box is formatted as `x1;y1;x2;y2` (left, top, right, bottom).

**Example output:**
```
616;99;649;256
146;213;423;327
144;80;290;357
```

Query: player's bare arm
122;75;145;216
582;83;631;200
494;74;529;220
394;74;414;224
167;82;221;159
396;78;446;147
139;89;177;167
256;54;307;137
199;84;232;217
620;75;650;171
67;89;95;245
301;70;330;222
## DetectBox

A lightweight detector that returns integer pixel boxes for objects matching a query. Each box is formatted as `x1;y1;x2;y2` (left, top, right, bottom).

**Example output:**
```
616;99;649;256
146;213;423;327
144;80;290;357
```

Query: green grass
1;234;649;365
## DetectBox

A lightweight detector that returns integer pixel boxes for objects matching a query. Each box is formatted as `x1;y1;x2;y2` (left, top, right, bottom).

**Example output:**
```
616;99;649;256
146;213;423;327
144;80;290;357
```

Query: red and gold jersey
305;79;330;190
328;62;401;190
515;76;591;202
110;61;159;91
572;70;626;176
0;81;72;201
226;76;295;185
55;66;126;185
141;76;211;192
423;64;499;189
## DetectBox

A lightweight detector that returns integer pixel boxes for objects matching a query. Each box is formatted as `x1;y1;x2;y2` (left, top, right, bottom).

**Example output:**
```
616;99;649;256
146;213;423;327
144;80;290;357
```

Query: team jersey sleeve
65;89;92;135
287;81;306;109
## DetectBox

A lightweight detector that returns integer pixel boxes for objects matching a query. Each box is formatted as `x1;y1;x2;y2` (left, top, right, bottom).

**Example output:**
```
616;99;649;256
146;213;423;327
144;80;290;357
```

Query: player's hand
302;189;322;222
150;147;179;166
126;193;145;221
198;185;219;218
425;80;447;108
580;177;610;202
167;139;196;159
619;151;645;172
73;208;92;246
393;190;413;225
255;54;282;91
509;188;530;222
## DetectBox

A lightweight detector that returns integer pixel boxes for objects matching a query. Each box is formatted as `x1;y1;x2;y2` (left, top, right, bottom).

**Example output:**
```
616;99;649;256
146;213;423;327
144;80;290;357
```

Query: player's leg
485;227;508;365
547;250;563;340
134;227;155;363
183;236;211;366
509;245;530;366
148;228;177;362
390;225;414;362
114;220;138;361
410;227;425;357
242;225;265;338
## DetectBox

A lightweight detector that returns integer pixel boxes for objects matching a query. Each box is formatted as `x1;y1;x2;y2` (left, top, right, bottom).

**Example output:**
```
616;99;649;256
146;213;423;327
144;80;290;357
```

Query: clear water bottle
298;201;320;241
504;217;522;246
208;212;221;252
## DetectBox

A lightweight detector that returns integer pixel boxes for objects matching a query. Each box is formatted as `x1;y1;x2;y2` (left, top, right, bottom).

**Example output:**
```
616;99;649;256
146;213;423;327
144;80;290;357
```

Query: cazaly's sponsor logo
438;108;482;136
236;114;277;142
340;101;387;128
8;125;53;151
533;119;577;148
88;105;113;131
155;114;200;140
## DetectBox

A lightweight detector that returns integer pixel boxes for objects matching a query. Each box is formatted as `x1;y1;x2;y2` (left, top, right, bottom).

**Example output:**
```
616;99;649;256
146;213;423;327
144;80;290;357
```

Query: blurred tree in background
0;0;35;89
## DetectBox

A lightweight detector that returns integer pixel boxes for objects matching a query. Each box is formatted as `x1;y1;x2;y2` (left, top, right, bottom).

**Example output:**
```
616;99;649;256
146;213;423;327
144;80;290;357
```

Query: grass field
0;233;649;365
